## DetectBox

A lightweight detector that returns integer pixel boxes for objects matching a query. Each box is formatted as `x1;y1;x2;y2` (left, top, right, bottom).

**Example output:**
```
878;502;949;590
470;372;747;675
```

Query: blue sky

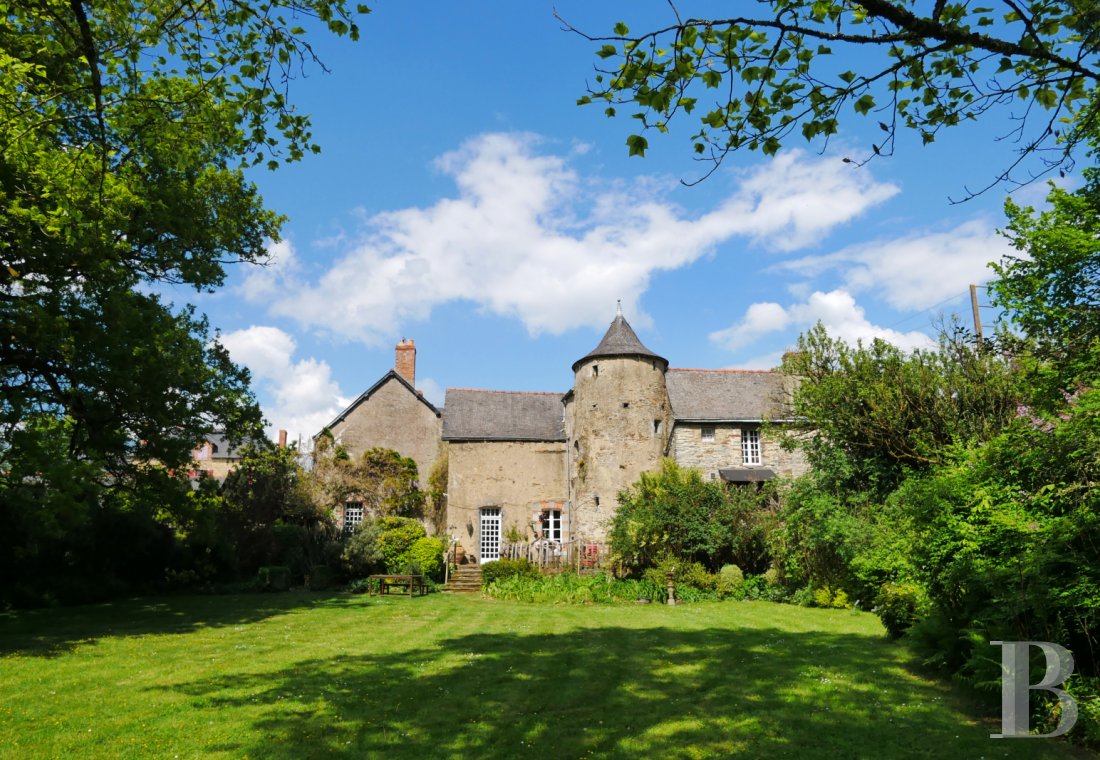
190;1;1073;443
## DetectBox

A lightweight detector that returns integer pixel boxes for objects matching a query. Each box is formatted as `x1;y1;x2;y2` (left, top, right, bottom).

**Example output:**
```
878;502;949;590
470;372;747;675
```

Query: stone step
445;565;483;593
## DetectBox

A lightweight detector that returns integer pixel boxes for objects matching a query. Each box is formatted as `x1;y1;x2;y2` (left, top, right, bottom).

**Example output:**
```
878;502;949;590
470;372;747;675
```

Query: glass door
479;507;501;563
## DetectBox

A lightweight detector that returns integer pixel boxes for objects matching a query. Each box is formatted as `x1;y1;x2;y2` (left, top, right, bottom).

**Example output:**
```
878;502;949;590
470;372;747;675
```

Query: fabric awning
719;468;776;483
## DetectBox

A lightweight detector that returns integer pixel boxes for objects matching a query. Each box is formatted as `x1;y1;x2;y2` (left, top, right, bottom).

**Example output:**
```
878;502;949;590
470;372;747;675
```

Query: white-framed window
542;509;562;542
343;502;365;534
701;426;715;441
741;428;761;465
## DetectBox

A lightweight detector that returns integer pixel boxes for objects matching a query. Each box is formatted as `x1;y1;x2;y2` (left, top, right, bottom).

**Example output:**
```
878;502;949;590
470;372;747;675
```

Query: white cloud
240;238;300;303
710;289;935;354
220;326;349;444
777;218;1011;310
244;133;899;342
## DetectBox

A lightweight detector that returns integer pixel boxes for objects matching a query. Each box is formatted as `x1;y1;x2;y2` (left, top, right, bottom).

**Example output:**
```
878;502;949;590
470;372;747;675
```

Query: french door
479;507;501;563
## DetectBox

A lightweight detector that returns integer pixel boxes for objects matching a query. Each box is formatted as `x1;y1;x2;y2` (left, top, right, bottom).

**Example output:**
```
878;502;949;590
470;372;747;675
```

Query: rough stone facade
569;355;670;542
668;423;808;481
447;440;568;549
323;371;442;484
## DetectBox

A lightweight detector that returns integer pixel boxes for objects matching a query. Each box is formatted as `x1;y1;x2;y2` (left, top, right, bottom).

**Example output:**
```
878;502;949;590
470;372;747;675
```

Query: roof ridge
446;387;563;395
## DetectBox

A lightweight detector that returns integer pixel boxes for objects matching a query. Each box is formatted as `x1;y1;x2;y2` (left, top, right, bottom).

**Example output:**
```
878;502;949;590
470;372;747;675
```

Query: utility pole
969;284;984;347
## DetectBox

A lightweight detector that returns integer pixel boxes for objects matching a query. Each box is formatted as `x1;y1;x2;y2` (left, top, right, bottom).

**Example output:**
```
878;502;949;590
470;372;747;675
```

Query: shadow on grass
0;591;349;657
167;622;1028;760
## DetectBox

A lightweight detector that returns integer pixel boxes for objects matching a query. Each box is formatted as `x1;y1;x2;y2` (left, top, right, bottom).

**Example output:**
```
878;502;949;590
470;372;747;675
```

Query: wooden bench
367;574;427;597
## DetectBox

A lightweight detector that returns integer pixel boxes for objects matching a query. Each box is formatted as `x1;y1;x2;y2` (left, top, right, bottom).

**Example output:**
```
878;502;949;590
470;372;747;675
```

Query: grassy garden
0;591;1092;759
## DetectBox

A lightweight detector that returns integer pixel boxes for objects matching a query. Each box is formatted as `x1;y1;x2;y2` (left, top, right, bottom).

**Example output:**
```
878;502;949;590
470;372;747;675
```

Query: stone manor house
318;308;807;563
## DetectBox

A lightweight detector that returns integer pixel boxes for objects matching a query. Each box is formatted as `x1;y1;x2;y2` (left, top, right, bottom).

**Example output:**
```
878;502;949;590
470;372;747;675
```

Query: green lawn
0;592;1091;759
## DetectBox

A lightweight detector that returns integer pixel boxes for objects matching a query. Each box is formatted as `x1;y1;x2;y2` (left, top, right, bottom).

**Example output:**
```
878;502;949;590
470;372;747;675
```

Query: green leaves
626;133;648;156
573;2;1097;188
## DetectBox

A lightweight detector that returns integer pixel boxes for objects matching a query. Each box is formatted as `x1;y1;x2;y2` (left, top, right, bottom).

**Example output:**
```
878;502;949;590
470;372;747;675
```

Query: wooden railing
499;541;607;573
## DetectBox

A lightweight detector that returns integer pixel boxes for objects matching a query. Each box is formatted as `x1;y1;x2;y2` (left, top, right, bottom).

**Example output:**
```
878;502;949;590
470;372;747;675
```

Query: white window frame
343;501;365;534
741;428;761;465
480;507;502;563
541;509;562;542
701;426;715;441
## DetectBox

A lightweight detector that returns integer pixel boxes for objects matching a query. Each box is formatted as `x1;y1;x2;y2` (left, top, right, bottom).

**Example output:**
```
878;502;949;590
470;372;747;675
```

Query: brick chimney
277;429;287;449
395;338;416;386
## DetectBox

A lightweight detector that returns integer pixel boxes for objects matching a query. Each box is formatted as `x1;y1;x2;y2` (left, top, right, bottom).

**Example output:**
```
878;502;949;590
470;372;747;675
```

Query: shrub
485;571;665;604
643;558;714;591
812;586;850;609
256;566;290;592
717;564;744;599
376;517;426;573
875;581;925;639
341;521;385;579
408;536;445;580
307;565;337;590
481;558;539;587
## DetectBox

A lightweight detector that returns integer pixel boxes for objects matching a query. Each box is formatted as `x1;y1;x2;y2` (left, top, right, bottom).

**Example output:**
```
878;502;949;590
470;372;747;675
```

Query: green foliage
0;0;365;606
408;536;445;581
480;558;540;587
376;517;427;574
310;445;425;518
220;444;336;581
716;565;744;599
781;324;1019;495
611;459;774;573
485;571;665;604
875;582;926;639
993;168;1100;387
340;521;385;579
573;1;1097;190
256;566;291;592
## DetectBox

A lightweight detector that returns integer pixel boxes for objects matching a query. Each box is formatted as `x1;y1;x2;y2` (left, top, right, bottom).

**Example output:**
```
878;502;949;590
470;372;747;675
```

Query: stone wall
569;356;670;543
669;422;809;480
446;440;567;562
328;376;442;482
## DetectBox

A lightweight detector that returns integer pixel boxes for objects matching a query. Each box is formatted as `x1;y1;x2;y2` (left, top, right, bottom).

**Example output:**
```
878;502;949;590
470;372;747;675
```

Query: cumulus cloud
710;289;936;354
243;133;898;343
220;326;349;444
777;218;1011;310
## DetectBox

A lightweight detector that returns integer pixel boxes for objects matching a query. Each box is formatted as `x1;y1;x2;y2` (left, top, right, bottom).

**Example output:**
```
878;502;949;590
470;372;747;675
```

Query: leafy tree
610;459;773;573
0;1;367;548
566;1;1099;192
992;167;1100;386
221;444;336;579
781;323;1019;495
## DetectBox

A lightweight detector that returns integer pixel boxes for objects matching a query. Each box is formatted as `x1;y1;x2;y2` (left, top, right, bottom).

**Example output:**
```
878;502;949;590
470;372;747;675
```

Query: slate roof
572;312;668;372
317;370;441;437
203;431;261;459
442;389;566;442
666;369;796;422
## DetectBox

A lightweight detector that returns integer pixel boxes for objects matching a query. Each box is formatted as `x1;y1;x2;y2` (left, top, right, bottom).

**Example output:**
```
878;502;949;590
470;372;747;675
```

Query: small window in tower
594;496;601;507
622;402;630;408
701;427;715;441
592;364;599;378
653;419;661;434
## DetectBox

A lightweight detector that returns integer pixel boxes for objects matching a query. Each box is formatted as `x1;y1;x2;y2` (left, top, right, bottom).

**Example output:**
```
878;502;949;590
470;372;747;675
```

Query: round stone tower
568;304;670;543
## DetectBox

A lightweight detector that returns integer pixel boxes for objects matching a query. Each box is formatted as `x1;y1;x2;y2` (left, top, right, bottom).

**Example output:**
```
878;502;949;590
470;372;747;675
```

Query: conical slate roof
572;306;668;372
